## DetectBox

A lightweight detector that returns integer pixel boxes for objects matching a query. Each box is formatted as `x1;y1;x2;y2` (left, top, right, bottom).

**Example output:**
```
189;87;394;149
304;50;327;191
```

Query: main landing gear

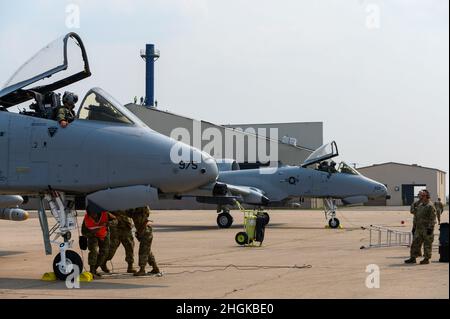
324;198;340;229
216;207;270;229
38;191;83;280
217;208;234;228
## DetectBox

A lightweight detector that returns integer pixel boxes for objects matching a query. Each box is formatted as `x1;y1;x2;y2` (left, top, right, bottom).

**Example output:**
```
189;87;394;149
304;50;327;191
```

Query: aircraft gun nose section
197;151;219;183
370;181;388;199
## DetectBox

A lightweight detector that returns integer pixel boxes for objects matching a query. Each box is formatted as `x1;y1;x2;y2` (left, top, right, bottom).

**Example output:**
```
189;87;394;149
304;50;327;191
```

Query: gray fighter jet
0;33;219;279
192;142;389;229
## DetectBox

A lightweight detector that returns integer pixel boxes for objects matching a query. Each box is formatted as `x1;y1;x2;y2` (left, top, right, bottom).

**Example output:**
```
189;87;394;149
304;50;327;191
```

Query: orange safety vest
84;211;109;240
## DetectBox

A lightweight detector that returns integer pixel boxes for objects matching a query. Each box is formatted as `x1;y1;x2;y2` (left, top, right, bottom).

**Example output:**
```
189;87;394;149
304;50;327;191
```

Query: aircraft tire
235;232;249;245
328;218;340;229
53;250;83;281
217;212;233;228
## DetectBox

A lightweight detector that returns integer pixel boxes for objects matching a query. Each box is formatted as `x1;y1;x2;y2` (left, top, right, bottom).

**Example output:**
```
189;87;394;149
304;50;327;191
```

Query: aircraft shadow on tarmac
154;224;244;232
153;224;358;232
386;260;445;267
0;251;25;257
0;278;167;290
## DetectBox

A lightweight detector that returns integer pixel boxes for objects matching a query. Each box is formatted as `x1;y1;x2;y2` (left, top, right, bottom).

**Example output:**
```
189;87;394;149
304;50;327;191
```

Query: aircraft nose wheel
53;250;83;280
328;218;340;229
217;212;233;228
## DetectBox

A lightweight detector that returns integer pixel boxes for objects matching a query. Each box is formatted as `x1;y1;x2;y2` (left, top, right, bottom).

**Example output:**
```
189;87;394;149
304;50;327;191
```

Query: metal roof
358;162;446;174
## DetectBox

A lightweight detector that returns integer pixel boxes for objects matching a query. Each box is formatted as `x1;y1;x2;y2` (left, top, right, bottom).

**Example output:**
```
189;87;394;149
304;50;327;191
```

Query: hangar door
402;184;426;205
0;115;9;186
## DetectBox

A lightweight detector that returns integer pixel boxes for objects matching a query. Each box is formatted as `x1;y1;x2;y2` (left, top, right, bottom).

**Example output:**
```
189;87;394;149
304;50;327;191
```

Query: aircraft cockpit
301;141;361;175
302;141;339;168
0;33;148;128
0;33;90;118
78;88;134;125
317;160;360;175
338;162;360;175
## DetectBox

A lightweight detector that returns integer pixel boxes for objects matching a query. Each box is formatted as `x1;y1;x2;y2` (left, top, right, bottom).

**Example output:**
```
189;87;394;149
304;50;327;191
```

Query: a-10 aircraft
189;141;389;229
0;33;221;279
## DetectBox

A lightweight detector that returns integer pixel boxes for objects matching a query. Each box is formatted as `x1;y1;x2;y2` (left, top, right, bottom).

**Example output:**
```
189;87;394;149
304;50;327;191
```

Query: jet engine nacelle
86;185;159;211
342;195;368;205
0;208;29;221
215;159;240;172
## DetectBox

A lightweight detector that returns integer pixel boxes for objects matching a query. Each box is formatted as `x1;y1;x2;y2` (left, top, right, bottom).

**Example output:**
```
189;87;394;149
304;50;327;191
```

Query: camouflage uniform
409;200;436;260
434;200;444;224
410;200;421;235
55;106;75;124
106;211;135;266
127;206;160;275
81;222;111;269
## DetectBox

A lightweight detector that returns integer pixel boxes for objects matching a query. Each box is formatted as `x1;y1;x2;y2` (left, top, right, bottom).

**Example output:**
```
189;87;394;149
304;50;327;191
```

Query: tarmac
0;207;448;299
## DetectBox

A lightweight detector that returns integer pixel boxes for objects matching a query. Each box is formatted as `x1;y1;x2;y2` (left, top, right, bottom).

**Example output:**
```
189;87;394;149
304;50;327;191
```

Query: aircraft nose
197;150;219;183
371;181;388;198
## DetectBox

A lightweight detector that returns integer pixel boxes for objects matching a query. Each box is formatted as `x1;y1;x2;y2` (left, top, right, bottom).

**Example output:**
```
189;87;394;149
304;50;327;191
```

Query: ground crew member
405;190;436;265
410;191;423;236
82;207;117;277
410;192;423;256
434;198;444;225
127;206;161;277
101;210;136;274
56;91;78;128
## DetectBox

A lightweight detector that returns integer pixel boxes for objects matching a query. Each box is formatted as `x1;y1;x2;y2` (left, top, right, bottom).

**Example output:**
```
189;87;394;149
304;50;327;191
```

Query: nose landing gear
53;249;83;280
216;207;270;229
324;198;341;229
38;192;83;280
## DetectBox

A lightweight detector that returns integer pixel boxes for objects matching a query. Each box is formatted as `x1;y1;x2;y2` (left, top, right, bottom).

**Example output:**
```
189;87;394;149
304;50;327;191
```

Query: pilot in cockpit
329;161;338;173
56;91;78;128
318;161;329;172
318;161;338;174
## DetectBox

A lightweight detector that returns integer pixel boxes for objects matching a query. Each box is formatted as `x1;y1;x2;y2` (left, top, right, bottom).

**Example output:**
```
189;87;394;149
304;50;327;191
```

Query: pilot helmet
62;91;78;107
330;161;336;167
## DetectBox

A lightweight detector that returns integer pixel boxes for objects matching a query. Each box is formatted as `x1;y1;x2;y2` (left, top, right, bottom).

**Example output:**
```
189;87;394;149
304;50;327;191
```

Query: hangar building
125;104;324;209
358;162;447;206
125;105;323;166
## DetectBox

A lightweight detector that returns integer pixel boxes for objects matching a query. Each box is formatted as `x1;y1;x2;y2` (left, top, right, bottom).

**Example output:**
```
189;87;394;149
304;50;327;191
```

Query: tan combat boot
133;266;146;276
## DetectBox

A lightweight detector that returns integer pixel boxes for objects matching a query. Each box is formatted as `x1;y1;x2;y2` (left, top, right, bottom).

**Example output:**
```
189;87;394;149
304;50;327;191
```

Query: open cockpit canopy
0;32;90;108
301;141;339;168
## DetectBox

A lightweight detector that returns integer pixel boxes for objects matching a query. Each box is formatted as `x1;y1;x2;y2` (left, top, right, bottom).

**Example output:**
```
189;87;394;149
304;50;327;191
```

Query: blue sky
1;0;449;192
